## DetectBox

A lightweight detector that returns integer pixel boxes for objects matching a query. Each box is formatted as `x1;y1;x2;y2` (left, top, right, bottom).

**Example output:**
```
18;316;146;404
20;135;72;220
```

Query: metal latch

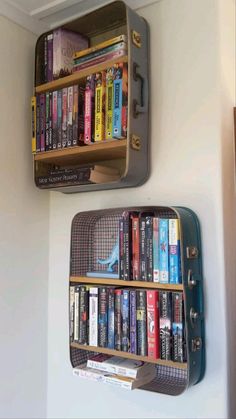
188;269;197;289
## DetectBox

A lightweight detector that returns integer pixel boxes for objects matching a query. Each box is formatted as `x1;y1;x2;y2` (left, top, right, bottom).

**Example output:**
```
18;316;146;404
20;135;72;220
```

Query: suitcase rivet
130;134;141;151
131;30;142;48
191;337;202;352
186;246;199;259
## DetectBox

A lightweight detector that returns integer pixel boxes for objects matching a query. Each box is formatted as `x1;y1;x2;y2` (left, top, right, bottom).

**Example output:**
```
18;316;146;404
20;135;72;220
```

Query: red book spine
132;216;139;280
147;290;159;359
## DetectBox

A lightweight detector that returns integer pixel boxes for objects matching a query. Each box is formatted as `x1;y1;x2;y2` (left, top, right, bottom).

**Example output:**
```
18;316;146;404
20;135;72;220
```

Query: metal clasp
188;269;196;289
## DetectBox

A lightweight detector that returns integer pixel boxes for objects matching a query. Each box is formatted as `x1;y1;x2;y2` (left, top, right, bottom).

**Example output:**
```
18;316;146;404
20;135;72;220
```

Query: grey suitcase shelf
33;1;149;193
69;206;205;395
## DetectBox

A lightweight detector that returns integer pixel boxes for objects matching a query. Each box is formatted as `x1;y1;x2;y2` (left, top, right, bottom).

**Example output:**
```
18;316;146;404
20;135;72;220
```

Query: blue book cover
169;219;182;284
107;288;115;349
86;271;119;278
130;290;137;354
121;289;130;352
112;77;122;138
159;219;169;283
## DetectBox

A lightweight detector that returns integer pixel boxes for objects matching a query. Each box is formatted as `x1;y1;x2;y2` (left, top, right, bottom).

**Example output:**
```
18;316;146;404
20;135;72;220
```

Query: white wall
47;0;236;418
0;16;50;418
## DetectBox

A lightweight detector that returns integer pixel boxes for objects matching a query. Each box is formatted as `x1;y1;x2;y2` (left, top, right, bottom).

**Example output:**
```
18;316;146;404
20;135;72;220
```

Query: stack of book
70;285;186;363
73;355;156;390
118;211;182;284
36;164;120;188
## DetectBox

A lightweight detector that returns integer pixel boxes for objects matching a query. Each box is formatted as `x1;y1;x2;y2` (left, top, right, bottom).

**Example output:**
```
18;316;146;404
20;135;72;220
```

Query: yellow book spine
73;34;127;60
31;96;36;153
95;72;106;142
105;68;114;140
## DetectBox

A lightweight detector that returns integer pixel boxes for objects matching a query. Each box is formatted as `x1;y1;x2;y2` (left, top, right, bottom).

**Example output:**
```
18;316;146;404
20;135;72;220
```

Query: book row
70;285;186;363
119;212;182;284
31;63;128;153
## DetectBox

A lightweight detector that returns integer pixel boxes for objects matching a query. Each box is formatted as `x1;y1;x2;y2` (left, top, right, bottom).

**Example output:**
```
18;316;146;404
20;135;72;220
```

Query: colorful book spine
62;88;68;148
45;92;50;151
130;290;137;354
52;91;58;150
107;288;115;349
119;218;124;280
95;71;106;142
73;34;127;60
57;90;62;149
73;285;80;343
114;289;122;351
172;292;185;362
73;49;126;72
131;215;139;281
147;290;159;359
36;95;41;152
48;92;53;150
69;285;75;343
40;93;45;152
112;62;128;139
89;287;98;346
47;33;53;82
121;289;130;352
44;35;47;83
153;217;159;282
123;211;131;280
78;86;85;142
31;96;36;153
159;291;172;360
146;216;153;282
72;85;78;146
140;217;147;281
67;86;73;147
98;287;108;347
79;285;89;345
105;67;114;140
169;219;181;284
73;42;126;66
136;290;147;356
84;75;95;144
159;219;169;283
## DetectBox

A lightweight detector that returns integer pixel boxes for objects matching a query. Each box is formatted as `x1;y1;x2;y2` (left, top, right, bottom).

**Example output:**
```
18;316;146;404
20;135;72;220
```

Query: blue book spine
169;219;182;284
121;289;130;352
107;288;115;349
130;290;137;354
159;219;169;283
74;42;126;65
153;217;159;282
112;78;122;138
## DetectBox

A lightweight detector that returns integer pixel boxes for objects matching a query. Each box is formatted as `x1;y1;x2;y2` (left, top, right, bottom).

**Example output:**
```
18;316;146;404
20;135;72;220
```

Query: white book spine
69;286;75;341
73;367;133;390
89;287;98;346
86;359;137;378
74;289;79;341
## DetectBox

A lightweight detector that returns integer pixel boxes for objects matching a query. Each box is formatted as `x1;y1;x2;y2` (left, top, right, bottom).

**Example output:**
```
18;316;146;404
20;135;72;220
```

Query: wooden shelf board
36;55;128;94
70;276;183;291
34;139;127;165
71;342;187;370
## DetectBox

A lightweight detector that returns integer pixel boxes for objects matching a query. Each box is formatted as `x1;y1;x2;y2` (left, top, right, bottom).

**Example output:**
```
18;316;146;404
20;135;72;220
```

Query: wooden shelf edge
70;342;187;370
34;139;127;162
70;276;183;291
35;55;128;93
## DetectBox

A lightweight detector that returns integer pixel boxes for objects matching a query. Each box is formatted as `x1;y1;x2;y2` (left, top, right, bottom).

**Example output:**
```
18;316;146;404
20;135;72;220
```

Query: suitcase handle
133;62;148;118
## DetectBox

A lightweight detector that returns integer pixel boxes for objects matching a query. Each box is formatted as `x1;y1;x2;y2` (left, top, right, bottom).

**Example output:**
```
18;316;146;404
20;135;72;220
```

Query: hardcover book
53;28;88;79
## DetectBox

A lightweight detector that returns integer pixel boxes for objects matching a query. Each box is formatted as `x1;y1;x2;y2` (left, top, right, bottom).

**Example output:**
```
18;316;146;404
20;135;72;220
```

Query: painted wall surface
0;17;50;419
45;0;234;417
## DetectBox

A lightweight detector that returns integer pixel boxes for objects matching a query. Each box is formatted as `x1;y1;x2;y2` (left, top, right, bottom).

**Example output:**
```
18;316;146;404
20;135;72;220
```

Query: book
146;216;153;282
119;217;124;280
39;93;45;152
94;71;106;142
31;96;36;153
87;354;154;379
73;285;81;343
105;67;114;140
45;92;50;151
153;217;159;282
107;287;115;349
78;86;85;142
72;85;78;146
159;291;172;360
172;292;185;362
84;75;95;144
159;219;169;283
62;88;68;148
140;216;147;281
121;289;130;352
131;215;139;281
47;33;53;82
73;42;127;66
130;290;137;354
57;90;62;149
136;290;147;356
98;287;108;347
69;285;75;343
73;363;156;390
114;289;122;351
73;34;127;60
122;211;132;280
36;95;41;152
79;285;89;345
89;287;98;346
53;28;88;79
147;290;159;359
52;91;58;150
67;86;73;147
169;219;182;284
112;62;128;139
73;49;126;73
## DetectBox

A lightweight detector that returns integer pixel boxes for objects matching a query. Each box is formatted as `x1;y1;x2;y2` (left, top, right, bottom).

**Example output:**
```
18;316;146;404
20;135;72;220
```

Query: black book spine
121;289;130;352
146;216;153;282
48;92;53;150
114;289;122;350
36;95;41;152
172;292;185;362
136;289;147;356
159;291;172;360
35;168;91;187
45;92;50;151
44;35;47;83
79;286;89;344
73;285;81;343
78;86;85;142
98;287;108;347
119;218;124;280
140;217;147;281
57;89;62;149
123;211;132;280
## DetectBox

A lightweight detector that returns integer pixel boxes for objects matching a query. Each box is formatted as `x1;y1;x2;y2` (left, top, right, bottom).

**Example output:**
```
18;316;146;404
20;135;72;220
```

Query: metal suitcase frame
69;206;205;395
